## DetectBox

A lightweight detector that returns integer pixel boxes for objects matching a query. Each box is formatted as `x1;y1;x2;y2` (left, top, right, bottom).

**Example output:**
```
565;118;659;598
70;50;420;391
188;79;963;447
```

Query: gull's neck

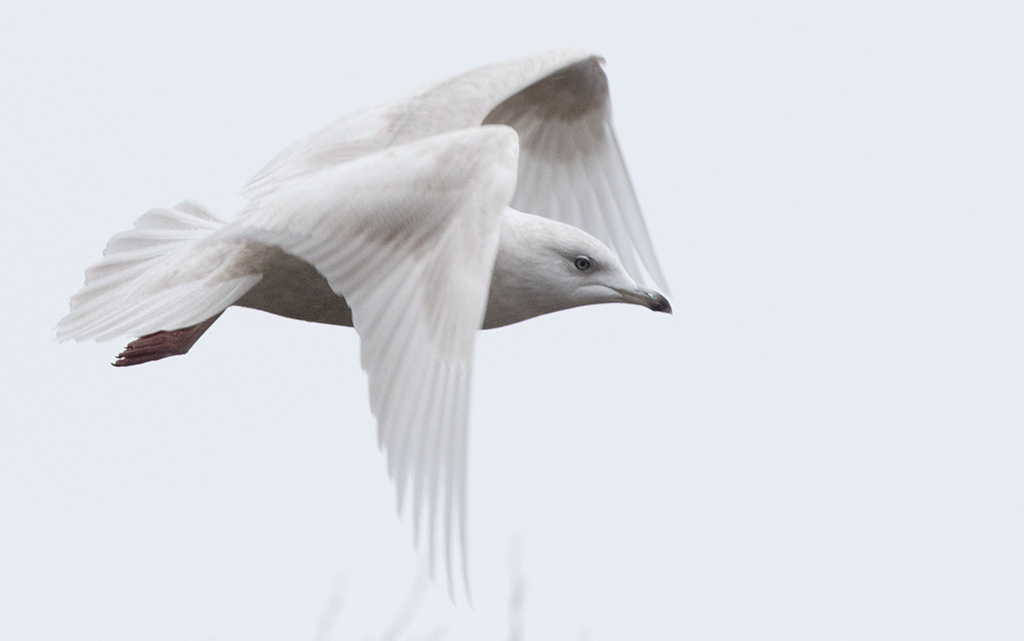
482;208;574;329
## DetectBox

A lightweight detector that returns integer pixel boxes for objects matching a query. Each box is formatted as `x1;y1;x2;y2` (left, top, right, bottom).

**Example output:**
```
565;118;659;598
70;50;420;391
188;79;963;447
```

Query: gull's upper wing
226;126;519;595
483;58;667;290
242;50;667;290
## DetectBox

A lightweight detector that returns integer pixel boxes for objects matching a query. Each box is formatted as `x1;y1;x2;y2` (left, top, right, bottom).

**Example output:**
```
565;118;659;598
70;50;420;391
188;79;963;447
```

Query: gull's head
482;209;671;328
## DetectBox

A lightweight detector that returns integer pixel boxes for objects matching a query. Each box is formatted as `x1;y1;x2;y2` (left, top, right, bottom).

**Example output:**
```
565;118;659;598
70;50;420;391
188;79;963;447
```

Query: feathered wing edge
57;201;260;344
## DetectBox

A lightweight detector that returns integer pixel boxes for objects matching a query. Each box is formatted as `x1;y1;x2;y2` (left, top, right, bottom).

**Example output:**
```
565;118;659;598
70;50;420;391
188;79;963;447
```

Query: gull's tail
57;201;260;347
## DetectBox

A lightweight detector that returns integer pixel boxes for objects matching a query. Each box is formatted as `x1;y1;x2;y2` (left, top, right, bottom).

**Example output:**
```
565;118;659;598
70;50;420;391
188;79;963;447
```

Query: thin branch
315;571;348;641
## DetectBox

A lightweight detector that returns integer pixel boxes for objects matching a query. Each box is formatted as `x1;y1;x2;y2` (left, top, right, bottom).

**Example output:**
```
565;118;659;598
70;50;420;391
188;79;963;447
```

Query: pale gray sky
2;1;1022;639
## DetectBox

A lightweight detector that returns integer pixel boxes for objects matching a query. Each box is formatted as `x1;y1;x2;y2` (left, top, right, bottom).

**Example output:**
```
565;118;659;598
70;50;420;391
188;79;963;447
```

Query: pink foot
113;313;222;367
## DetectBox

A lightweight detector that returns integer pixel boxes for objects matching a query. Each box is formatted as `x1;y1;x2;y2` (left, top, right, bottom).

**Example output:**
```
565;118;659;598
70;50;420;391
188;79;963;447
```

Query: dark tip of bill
649;292;672;314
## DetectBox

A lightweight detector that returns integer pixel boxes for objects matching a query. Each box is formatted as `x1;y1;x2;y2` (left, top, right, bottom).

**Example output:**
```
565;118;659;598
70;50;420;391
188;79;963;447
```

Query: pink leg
113;313;223;367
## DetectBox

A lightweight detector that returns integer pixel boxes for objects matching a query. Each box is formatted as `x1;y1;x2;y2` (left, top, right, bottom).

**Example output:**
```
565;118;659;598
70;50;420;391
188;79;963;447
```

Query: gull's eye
574;256;592;271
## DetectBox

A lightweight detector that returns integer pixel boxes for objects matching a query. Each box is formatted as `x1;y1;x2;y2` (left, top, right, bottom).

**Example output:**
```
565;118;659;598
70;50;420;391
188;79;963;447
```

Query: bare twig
315;571;348;641
381;563;430;641
508;537;525;641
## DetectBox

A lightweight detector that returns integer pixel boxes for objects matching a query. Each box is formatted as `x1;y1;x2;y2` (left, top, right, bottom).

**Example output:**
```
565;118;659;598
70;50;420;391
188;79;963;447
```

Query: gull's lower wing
225;126;520;597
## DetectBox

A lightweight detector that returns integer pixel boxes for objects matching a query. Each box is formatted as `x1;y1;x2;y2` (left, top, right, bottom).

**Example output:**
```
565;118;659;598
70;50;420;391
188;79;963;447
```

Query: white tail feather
57;201;260;342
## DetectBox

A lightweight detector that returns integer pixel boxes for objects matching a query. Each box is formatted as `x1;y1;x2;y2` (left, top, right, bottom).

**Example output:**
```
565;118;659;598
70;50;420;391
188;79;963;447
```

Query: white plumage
58;51;671;597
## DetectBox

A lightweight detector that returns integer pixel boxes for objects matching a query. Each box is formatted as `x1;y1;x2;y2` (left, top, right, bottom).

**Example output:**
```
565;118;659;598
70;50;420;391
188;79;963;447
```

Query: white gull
57;50;671;597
